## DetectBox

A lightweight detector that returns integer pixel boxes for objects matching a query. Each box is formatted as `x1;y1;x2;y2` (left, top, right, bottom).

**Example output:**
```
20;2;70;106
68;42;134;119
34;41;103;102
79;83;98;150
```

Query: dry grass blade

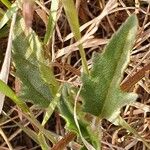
121;63;150;91
56;38;108;59
51;132;76;150
63;0;118;41
0;12;17;113
0;128;13;150
22;0;34;29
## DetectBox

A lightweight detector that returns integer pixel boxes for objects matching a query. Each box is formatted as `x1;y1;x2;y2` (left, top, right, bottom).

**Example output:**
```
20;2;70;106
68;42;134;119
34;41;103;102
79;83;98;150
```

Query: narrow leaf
0;3;18;29
61;0;89;74
25;113;57;143
38;133;49;150
16;122;39;144
0;80;29;113
42;86;61;126
0;0;11;8
0;12;16;113
81;14;138;121
44;0;59;44
3;112;39;144
0;25;9;38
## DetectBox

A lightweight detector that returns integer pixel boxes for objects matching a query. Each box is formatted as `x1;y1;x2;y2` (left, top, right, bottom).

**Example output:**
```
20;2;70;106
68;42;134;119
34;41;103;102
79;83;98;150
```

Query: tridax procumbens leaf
12;18;57;107
81;14;138;121
58;84;100;149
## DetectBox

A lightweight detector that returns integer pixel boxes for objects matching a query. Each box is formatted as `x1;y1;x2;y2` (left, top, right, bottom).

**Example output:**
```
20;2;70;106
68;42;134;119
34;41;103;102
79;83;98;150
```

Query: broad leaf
81;14;138;121
12;18;56;107
58;84;100;149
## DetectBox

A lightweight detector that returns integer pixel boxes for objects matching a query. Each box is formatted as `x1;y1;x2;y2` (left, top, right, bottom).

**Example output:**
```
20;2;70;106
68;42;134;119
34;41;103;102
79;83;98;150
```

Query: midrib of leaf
100;32;130;116
81;14;138;118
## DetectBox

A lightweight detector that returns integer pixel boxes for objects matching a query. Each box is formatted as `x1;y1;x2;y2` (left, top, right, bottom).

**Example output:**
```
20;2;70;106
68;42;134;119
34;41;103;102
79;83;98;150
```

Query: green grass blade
38;133;49;150
42;86;61;126
44;0;59;45
0;3;18;29
81;14;138;120
0;0;11;8
0;8;5;19
15;122;39;144
61;0;89;74
0;80;30;113
21;127;39;144
26;113;57;144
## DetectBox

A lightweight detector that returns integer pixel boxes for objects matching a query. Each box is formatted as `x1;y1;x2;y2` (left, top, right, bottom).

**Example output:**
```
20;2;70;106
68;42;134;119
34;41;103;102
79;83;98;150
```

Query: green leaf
25;113;57;144
81;14;138;121
1;0;11;8
14;121;39;144
0;80;29;113
44;0;59;44
0;3;18;29
12;18;55;107
0;25;9;38
38;133;49;150
58;84;100;149
42;86;61;126
61;0;89;74
0;8;5;19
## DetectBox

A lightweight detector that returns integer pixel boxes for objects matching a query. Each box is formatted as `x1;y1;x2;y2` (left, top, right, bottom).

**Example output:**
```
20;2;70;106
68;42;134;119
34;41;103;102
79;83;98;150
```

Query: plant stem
94;117;102;149
78;44;89;75
61;0;89;75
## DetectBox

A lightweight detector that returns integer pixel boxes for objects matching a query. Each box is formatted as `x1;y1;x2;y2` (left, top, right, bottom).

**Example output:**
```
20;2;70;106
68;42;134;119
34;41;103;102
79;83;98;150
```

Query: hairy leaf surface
12;18;55;107
81;15;138;120
59;84;100;149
